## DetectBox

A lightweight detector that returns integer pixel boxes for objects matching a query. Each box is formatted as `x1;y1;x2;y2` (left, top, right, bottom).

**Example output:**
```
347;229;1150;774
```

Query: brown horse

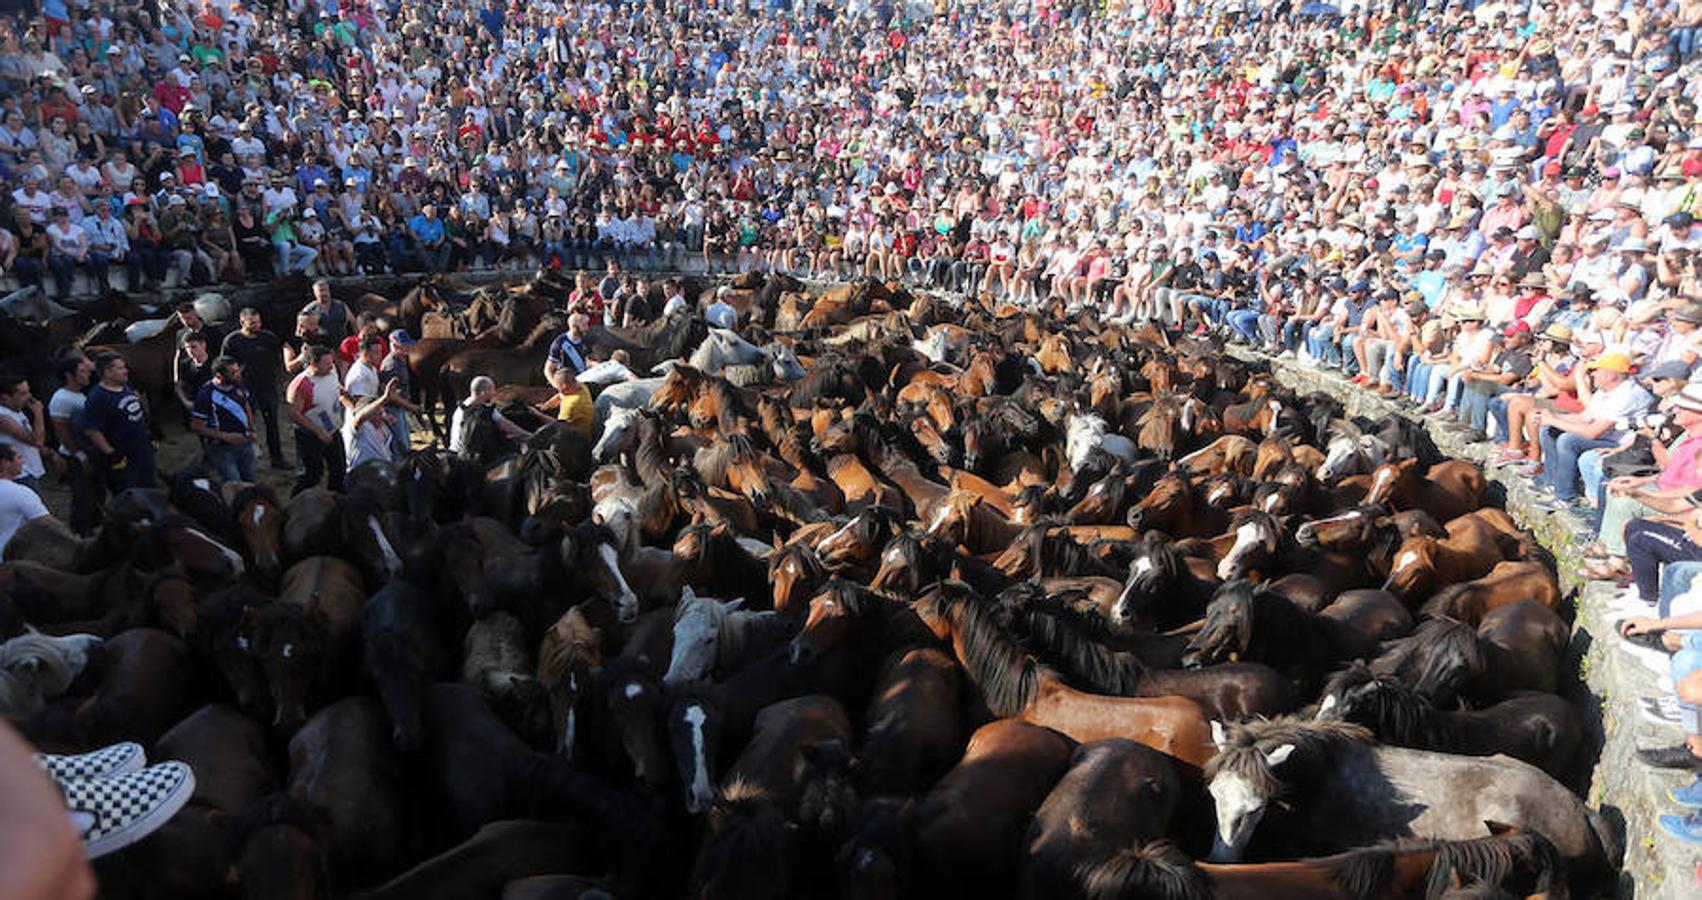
1176;434;1258;477
856;646;963;796
252;556;368;730
1364;459;1485;523
1022;739;1195;899
536;604;603;760
1383;515;1518;603
915;583;1212;767
1421;561;1563;626
911;720;1076;898
768;540;828;617
1126;474;1228;538
225;482;285;580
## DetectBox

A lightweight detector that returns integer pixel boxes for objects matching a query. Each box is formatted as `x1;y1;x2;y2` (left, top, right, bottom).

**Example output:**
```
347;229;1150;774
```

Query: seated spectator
1581;384;1702;580
1526;352;1655;509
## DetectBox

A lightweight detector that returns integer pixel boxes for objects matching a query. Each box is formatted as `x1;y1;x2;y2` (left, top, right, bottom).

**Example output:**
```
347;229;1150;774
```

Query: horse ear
1211;720;1228;750
1315;694;1337;720
1264;744;1296;767
722;597;745;612
1483;820;1517;836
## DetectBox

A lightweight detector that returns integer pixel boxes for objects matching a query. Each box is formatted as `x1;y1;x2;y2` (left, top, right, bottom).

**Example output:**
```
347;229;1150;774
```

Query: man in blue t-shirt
81;353;155;494
190;357;257;483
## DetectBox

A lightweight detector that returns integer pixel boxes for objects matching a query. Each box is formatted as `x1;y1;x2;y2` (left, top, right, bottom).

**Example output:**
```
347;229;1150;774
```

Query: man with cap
378;329;421;453
1527;351;1654;507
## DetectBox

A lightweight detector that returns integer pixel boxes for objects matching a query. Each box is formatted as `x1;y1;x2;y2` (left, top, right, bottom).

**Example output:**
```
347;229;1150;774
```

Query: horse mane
1203;716;1372;797
1188;580;1261;663
519;313;569;350
1320;843;1400;900
916;582;1040;716
1425;829;1564;900
769;539;827;584
1322;662;1448;750
695;779;788;900
997;585;1149;695
1419;583;1474;620
1372;616;1485;705
228;482;281;515
1075;841;1214;900
696;433;763;486
538;606;601;689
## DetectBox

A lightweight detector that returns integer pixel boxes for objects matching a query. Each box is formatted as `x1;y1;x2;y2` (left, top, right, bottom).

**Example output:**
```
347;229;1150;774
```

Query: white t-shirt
48;387;84;455
344;359;380;399
0;406;44;478
0;478;49;555
342;415;392;470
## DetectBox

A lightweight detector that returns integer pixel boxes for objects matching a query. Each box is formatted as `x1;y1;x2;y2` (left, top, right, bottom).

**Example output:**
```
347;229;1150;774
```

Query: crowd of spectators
9;0;1702;850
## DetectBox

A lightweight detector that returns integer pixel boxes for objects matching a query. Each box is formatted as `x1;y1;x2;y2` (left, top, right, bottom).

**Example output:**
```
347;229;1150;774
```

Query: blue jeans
1281;318;1311;352
1307;323;1337;362
1406;356;1434;401
1226;308;1261;342
1579;449;1609;514
1488;394;1512;442
1537;428;1617;501
276;241;317;273
1458;383;1502;432
206;440;257;483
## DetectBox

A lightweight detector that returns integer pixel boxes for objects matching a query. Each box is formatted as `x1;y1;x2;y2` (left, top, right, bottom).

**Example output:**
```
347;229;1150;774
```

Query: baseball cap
389;329;415;345
1586;352;1634;373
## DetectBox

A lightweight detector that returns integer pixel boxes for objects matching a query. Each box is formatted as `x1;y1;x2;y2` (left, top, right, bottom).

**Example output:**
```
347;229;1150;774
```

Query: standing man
81;353;156;494
287;345;345;494
705;286;738;330
220;307;286;468
172;332;214;426
300;279;357;349
378;330;420;452
49;353;101;535
543;312;592;382
343;334;385;398
190;357;257;483
0;375;48;493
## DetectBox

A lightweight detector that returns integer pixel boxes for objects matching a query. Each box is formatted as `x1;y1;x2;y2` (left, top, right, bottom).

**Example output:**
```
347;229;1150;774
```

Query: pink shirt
1658;429;1702;491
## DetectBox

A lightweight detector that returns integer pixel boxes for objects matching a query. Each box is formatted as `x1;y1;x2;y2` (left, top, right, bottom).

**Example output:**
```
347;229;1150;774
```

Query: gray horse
1204;717;1618;881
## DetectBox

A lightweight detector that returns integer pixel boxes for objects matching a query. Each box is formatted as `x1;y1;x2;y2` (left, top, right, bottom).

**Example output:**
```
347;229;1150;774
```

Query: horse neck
969;505;1025;552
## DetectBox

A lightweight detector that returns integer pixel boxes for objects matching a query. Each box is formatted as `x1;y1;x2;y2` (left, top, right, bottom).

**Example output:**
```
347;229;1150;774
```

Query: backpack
456;401;503;465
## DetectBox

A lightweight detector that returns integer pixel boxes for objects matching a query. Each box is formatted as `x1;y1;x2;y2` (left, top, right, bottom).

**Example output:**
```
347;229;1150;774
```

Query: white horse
690;328;769;374
0;629;103;719
663;588;780;686
587;496;642;622
592;405;644;462
1065;412;1137;473
594;376;664;424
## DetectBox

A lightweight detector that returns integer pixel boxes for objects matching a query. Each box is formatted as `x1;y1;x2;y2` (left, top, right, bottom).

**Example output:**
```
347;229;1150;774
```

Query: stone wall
1247;349;1695;899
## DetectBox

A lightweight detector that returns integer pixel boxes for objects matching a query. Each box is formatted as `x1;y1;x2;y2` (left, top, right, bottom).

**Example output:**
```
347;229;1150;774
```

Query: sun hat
1673;383;1702;412
1541;322;1573;343
1587;352;1634;373
1676;303;1702;325
1454;304;1485;321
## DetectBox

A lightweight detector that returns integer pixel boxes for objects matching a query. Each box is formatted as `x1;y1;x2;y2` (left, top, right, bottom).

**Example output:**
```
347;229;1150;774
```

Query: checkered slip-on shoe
35;742;146;782
62;761;195;859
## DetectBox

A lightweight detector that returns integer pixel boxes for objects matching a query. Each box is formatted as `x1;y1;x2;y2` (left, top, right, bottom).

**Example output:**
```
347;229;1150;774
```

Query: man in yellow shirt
538;368;595;439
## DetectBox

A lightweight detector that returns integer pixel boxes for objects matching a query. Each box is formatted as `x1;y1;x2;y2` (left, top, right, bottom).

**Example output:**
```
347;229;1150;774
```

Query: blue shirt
83;383;152;462
409;214;445;243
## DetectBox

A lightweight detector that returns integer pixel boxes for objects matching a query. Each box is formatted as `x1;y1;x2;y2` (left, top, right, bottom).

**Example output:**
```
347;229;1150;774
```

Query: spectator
0;374;48;493
189;356;256;483
81;352;155;495
1527;352;1655;509
172;331;213;426
0;444;51;564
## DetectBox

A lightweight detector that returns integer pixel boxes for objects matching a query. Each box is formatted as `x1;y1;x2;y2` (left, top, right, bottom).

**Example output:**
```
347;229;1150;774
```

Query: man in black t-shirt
221;306;287;468
173;333;215;427
1165;247;1204;327
1459;323;1536;440
82;353;155;494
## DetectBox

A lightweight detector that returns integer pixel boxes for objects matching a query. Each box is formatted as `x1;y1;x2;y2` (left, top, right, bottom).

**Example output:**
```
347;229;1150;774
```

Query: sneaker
1658;812;1702;845
1638;744;1702;769
1642;694;1686;728
62;761;196;859
1620;627;1670;654
35;743;146;782
1623;641;1675;677
1674;777;1702;809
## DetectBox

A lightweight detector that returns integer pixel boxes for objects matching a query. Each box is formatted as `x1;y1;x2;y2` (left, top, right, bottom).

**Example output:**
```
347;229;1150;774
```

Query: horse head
789;579;865;664
537;605;601;759
252;603;330;732
228;484;285;579
1204;717;1371;862
1126;474;1190;533
667;685;725;816
599;657;669;795
1112;536;1183;628
665;588;741;687
769;541;827;617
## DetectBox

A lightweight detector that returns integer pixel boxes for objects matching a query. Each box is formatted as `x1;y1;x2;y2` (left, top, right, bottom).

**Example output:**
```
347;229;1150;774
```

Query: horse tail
1075;841;1213;900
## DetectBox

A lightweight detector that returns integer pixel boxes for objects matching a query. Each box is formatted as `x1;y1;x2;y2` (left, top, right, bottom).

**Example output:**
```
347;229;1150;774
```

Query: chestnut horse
914;582;1212;767
1363;459;1485;523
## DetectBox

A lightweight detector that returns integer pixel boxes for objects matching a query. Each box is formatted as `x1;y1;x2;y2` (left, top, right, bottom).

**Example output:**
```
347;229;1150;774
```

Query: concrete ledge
1245;348;1697;898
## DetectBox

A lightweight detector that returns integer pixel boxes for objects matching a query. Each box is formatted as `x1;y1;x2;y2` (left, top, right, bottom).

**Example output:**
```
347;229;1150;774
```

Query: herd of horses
0;271;1619;899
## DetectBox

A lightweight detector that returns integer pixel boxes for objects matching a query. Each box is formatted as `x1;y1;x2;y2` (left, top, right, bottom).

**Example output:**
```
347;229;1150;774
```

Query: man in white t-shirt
0;374;48;490
341;381;400;472
705;287;738;330
0;445;51;556
48;353;99;535
343;334;385;399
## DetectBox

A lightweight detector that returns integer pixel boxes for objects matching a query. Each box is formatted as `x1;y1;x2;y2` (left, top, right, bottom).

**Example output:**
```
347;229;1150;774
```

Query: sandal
1578;541;1609;560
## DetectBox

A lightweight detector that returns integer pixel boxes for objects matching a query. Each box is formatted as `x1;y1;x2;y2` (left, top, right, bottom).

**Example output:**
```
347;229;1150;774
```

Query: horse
1473;600;1569;699
671;521;772;608
284;696;407;890
361;575;451;750
250;555;368;731
1111;534;1217;630
1382;514;1519;603
462;612;553;750
1125;474;1228;538
914;582;1213;766
909;720;1076;898
1203;716;1617;880
1317;662;1582;777
1198;826;1567;900
1185;580;1383;689
995;585;1300;720
1364;458;1486;523
1021;739;1196;900
768;539;828;617
664;588;787;687
0;628;103;718
855;645;963;797
25;628;200;750
225;482;286;581
536;604;603;760
1421;561;1562;626
352;821;599;900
